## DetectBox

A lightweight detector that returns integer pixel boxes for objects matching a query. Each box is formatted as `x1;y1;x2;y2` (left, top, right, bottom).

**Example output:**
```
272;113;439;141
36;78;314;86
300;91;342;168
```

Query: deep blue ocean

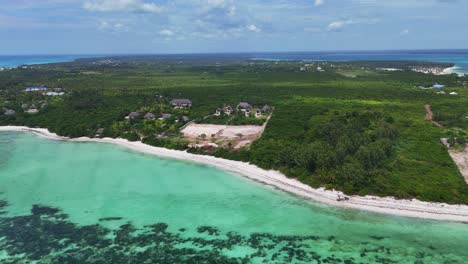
1;50;467;74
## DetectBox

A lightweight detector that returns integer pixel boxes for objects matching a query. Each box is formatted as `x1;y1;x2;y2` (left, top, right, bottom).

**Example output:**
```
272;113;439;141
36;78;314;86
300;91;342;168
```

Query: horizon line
2;48;468;57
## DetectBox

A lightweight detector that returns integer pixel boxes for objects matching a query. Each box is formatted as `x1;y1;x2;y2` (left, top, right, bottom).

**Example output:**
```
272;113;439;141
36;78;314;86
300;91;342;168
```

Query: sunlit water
0;132;467;263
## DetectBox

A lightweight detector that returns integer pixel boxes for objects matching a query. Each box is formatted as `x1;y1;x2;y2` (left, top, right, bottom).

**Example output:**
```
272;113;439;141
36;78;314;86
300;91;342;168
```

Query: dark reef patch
98;217;123;222
0;202;465;263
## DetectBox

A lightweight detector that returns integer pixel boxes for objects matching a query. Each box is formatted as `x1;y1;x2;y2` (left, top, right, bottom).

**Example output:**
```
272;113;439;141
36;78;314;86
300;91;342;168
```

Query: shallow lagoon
0;132;467;263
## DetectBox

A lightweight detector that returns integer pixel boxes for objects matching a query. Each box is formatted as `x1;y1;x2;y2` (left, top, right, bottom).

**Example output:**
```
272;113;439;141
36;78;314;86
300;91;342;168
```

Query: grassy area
1;56;467;204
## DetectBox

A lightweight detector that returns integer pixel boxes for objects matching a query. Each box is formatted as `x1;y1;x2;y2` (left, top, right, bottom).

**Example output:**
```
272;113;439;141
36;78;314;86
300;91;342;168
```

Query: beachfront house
214;108;222;117
170;99;192;108
237;102;252;112
126;112;140;119
223;105;233;115
144;113;156;120
96;128;104;137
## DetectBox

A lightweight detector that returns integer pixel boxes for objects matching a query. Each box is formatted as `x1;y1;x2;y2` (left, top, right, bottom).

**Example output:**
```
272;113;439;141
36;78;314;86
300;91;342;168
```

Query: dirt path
425;104;444;128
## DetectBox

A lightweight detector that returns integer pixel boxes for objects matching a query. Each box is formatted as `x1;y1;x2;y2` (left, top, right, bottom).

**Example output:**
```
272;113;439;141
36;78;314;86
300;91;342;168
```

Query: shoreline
440;66;465;76
1;125;468;222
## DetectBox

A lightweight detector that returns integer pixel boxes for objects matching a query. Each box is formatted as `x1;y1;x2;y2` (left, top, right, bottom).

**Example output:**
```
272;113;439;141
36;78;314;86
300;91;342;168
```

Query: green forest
1;56;467;204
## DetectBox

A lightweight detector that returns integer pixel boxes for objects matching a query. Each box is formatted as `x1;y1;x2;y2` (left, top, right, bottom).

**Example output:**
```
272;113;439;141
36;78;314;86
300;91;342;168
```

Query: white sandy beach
1;125;468;222
440;66;464;76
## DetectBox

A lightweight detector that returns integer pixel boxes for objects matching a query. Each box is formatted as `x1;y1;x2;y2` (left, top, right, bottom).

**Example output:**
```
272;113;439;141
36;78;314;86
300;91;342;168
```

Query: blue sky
0;0;467;54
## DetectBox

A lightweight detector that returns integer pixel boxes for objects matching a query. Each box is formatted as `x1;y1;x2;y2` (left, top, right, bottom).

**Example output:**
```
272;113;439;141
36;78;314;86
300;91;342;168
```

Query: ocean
248;50;468;75
0;55;95;68
1;50;468;74
0;132;467;263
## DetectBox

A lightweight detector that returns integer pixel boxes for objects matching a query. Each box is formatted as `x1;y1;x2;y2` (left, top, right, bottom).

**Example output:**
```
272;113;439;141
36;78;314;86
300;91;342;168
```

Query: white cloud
84;0;163;13
98;20;127;31
327;20;352;31
314;0;324;7
400;29;410;36
246;24;261;32
159;29;174;36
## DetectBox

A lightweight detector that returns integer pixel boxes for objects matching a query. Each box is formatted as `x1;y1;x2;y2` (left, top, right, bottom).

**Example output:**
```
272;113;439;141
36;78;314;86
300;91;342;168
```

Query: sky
0;0;467;54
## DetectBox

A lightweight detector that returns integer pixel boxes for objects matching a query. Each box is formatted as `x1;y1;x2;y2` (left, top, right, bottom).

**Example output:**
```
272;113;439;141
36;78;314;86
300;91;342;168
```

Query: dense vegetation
0;56;467;204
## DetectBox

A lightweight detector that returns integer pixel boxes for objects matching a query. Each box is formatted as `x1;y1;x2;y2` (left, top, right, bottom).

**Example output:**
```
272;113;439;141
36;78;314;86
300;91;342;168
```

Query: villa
96;128;105;137
223;105;233;115
255;109;262;118
144;113;156;120
3;109;16;116
237;102;252;112
262;105;272;113
161;113;172;119
170;99;192;108
126;112;140;119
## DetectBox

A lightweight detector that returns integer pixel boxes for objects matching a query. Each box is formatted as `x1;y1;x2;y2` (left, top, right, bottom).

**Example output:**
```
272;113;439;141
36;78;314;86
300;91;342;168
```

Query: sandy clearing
181;123;263;140
450;147;468;184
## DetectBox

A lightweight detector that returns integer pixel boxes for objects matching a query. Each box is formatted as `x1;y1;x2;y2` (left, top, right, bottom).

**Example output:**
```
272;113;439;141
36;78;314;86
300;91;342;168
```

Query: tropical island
1;55;467;210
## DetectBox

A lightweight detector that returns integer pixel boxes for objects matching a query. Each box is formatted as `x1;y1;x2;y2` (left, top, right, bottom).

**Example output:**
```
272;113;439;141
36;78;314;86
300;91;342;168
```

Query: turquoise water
0;55;95;68
0;132;467;263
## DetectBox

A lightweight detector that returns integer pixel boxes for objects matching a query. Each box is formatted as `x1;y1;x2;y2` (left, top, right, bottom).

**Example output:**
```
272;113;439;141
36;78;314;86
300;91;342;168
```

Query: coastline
440;66;465;76
1;125;468;222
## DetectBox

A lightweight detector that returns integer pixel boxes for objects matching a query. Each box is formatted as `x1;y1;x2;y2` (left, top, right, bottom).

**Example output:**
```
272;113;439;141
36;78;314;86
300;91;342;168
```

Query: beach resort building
262;105;272;113
144;113;156;120
223;105;233;115
126;112;140;119
170;99;192;108
237;102;252;112
3;109;16;116
161;114;172;120
255;109;262;118
95;128;105;137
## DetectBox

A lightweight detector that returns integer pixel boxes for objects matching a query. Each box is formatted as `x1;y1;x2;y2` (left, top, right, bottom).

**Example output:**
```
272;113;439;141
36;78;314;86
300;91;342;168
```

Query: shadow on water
0;200;465;264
